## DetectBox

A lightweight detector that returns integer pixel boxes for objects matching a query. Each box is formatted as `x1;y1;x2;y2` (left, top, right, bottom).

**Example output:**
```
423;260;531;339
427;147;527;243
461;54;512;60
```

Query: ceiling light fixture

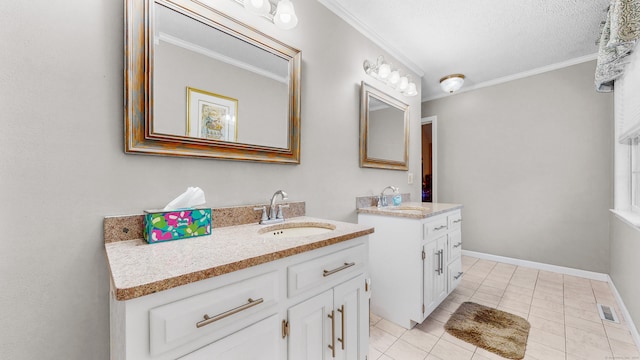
232;0;298;30
363;56;418;96
439;74;465;93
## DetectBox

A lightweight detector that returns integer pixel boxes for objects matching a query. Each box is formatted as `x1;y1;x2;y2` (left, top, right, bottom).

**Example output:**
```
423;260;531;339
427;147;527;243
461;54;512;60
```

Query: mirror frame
125;0;301;163
359;82;410;171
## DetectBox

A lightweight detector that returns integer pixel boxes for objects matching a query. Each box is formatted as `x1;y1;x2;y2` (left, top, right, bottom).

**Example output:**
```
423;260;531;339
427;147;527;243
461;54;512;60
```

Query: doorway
421;116;437;202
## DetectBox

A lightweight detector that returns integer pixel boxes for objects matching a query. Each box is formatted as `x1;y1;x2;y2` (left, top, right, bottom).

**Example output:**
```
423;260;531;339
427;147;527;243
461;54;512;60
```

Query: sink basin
258;222;337;238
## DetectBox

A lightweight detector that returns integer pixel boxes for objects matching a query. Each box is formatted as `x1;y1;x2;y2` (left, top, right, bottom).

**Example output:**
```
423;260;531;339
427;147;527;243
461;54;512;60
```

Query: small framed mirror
359;82;409;170
125;0;301;163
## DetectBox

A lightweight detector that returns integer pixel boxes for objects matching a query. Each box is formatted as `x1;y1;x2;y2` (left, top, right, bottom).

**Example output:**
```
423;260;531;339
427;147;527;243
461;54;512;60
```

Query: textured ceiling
323;0;610;100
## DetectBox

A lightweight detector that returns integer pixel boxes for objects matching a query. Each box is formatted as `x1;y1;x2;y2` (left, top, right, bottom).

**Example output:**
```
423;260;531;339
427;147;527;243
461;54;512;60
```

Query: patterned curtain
595;0;640;92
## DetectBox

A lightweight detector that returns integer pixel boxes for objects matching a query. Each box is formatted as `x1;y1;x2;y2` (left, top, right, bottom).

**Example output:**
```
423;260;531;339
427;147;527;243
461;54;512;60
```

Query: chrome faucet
378;186;398;207
269;190;288;220
255;190;289;225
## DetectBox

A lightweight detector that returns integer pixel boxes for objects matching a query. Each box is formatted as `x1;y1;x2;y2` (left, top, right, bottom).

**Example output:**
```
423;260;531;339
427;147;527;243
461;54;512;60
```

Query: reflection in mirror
360;82;409;170
125;0;301;163
153;3;289;148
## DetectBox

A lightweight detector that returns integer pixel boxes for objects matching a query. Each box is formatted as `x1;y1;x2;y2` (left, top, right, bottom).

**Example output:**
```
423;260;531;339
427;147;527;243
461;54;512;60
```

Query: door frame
421;116;437;202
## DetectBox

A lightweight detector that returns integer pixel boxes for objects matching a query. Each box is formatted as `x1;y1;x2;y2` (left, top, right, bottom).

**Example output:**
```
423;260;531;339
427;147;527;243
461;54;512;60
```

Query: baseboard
462;250;640;350
461;250;609;281
607;275;640;351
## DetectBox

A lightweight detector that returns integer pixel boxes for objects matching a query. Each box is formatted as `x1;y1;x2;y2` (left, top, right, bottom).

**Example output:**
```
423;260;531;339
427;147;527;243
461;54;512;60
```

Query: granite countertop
105;216;374;301
357;202;463;219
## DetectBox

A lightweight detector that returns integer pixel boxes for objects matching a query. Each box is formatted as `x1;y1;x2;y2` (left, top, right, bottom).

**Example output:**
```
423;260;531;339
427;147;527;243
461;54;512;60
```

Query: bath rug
444;301;530;359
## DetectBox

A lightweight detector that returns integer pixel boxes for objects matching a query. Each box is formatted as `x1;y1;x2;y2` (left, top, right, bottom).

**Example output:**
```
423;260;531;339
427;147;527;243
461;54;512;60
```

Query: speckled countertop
357;202;463;219
105;216;374;301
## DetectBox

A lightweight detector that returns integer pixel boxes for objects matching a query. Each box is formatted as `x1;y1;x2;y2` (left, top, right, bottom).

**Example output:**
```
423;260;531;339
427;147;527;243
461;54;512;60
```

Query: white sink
258;222;336;238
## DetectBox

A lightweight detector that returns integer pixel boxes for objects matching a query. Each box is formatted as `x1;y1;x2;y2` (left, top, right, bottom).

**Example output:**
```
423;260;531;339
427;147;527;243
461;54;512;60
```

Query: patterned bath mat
444;301;530;359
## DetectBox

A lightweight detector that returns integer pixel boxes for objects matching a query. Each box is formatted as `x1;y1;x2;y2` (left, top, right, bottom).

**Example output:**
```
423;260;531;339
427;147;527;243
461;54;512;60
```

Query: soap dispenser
392;188;402;206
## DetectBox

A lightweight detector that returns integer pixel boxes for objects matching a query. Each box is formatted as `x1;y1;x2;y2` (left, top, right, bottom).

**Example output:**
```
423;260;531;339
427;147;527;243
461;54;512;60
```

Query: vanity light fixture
439;74;465;93
232;0;298;30
244;0;270;15
363;55;418;97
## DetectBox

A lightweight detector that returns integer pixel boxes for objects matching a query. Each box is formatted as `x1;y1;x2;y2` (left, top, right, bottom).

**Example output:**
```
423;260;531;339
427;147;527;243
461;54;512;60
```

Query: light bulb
388;70;400;85
378;63;391;79
274;0;298;30
398;76;408;91
244;0;270;15
406;82;417;96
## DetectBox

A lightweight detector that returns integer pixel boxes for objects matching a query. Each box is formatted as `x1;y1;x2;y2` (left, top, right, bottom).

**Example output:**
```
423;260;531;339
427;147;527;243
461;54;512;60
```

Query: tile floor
369;255;640;360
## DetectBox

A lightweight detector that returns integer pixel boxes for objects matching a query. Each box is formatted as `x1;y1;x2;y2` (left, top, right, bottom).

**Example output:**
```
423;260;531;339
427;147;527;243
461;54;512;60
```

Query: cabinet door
422;241;437;316
433;237;447;304
179;315;280;360
333;275;368;360
288;289;334;360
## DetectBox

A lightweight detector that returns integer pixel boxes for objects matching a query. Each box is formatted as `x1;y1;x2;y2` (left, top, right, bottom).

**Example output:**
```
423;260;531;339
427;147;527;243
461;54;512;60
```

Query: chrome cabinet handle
454;271;464;280
439;250;444;274
453;219;462;224
435;250;443;275
196;298;264;328
328;310;336;358
453;242;462;248
337;305;345;350
434;225;447;231
323;262;356;277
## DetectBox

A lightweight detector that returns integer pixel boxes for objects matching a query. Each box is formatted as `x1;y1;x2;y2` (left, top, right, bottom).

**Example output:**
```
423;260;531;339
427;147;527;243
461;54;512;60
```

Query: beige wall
610;214;640;328
0;1;422;359
422;61;613;272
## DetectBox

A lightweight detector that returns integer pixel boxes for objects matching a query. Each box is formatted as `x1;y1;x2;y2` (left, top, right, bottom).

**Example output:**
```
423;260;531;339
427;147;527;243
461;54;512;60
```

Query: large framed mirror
359;82;409;170
125;0;301;163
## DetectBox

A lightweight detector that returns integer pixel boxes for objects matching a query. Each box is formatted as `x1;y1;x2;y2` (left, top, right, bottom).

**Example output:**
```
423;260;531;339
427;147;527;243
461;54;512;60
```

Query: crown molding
317;0;424;77
422;53;598;102
158;32;289;84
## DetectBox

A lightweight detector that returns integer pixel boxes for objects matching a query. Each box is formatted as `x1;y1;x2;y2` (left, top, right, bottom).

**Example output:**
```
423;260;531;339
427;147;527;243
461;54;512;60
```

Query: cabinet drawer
447;230;462;262
448;260;463;292
447;211;462;231
423;216;448;241
149;271;279;356
178;315;280;360
288;244;365;297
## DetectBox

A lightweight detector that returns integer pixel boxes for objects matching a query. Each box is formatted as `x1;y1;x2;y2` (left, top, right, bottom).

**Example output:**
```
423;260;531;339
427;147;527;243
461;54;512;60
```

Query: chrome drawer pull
196;298;264;328
454;272;464;280
453;219;462;224
434;225;447;231
323;262;356;277
453;242;462;248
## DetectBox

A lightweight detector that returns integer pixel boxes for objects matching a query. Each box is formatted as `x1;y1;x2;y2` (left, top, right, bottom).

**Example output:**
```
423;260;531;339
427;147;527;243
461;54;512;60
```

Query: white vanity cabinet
357;206;462;329
109;236;370;360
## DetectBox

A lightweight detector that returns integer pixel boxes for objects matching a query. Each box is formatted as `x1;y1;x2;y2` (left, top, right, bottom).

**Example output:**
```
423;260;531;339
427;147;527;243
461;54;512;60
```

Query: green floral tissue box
143;208;212;244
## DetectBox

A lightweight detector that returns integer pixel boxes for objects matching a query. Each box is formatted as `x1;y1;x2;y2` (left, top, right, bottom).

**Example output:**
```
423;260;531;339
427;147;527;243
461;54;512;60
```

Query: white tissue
163;187;207;211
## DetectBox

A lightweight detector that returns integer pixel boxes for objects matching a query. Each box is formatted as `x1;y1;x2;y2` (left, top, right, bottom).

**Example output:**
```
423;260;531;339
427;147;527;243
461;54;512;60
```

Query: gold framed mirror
359;82;409;170
125;0;301;163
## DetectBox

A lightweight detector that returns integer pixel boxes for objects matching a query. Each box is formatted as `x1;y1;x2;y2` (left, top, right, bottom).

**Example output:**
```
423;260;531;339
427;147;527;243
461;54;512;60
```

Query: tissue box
143;208;212;244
